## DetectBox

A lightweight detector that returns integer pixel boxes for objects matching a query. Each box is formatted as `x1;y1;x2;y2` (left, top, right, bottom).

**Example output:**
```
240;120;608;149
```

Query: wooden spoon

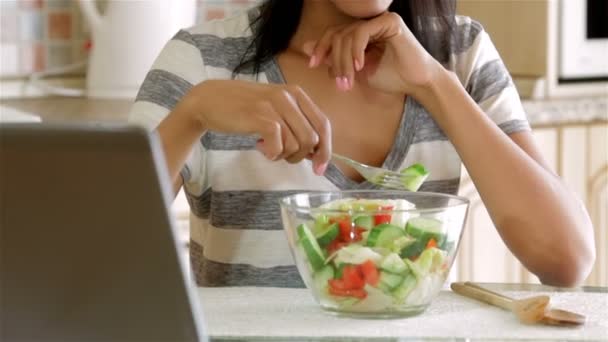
451;282;550;324
451;282;585;326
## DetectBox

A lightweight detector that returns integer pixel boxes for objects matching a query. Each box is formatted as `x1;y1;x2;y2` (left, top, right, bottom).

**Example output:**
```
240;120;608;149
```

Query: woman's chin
331;0;393;19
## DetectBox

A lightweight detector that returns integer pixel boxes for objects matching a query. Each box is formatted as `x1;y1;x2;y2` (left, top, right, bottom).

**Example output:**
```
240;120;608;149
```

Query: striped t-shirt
128;8;530;288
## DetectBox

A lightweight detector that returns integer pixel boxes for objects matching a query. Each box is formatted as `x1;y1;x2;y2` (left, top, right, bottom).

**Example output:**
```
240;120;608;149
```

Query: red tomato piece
342;265;365;289
359;260;380;286
337;217;354;242
328;287;368;299
327;240;347;255
373;205;394;226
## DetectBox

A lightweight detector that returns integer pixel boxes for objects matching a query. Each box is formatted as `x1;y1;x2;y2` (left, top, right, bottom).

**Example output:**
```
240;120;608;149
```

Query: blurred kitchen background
1;0;606;287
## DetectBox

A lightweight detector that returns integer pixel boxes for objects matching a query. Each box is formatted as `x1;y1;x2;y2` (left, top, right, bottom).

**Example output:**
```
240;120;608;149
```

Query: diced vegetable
297;224;326;271
314;214;330;234
389;199;415;227
373;205;393;226
399;163;430;191
313;265;335;291
315;222;339;247
334;245;383;266
416;247;447;275
400;239;426;259
333;217;354;242
378;271;405;291
404;258;423;279
328;287;367;299
327;239;348;255
388;235;416;254
392;273;417;301
341;265;366;289
406;217;447;247
354;215;374;230
366;223;405;248
360;260;380;286
404;247;446;279
380;253;408;274
334;263;346;279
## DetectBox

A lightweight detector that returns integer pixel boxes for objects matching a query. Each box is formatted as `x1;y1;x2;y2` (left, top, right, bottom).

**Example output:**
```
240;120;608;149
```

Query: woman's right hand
179;79;332;175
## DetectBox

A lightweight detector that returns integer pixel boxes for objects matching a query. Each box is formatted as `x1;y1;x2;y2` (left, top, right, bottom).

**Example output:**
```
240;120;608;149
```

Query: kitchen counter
196;284;608;341
0;96;606;127
0;97;132;122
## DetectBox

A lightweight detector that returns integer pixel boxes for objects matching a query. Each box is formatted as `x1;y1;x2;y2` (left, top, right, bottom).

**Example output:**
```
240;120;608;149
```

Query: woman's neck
289;1;357;52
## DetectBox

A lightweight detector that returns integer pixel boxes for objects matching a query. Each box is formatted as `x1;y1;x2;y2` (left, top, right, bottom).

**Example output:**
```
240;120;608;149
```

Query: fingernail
342;77;351;90
258;138;264;144
354;59;361;71
335;77;344;91
314;162;328;176
308;55;317;68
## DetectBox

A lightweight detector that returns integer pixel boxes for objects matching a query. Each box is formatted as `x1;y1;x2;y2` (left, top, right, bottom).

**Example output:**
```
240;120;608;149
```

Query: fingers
253;86;331;175
351;25;369;73
271;87;319;164
289;86;332;175
308;24;368;91
310;27;336;68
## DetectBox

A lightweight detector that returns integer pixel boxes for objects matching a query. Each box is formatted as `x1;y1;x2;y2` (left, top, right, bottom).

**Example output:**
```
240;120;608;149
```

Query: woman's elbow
538;240;596;288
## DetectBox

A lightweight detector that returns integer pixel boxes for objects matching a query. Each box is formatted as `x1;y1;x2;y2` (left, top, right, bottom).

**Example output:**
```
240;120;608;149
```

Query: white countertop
196;287;608;341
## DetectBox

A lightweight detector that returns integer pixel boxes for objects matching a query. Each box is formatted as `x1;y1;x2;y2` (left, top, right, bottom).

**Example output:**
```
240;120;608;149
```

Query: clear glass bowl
280;190;469;318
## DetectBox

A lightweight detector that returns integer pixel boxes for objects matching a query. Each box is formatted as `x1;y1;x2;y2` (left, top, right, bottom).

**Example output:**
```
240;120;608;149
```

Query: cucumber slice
297;224;326;271
315;223;339;247
379;271;405;290
389;235;416;254
392;273;417;301
400;239;425;259
380;253;408;274
313;265;335;291
334;263;346;279
405;217;447;246
313;214;330;234
366;223;405;248
399;163;430;191
404;258;423;279
354;215;374;230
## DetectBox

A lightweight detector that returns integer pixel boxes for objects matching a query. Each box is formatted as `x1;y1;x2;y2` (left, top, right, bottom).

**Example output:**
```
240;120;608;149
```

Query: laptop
0;123;207;341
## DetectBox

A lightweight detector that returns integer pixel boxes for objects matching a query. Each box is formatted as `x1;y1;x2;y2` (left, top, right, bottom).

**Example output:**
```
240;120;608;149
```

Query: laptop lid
0;123;206;341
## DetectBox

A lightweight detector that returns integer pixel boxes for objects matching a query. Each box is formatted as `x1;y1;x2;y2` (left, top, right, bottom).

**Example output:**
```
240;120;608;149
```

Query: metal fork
331;153;427;191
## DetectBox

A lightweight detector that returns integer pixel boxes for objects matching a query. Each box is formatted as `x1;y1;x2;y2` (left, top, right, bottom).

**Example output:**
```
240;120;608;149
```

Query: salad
295;197;453;313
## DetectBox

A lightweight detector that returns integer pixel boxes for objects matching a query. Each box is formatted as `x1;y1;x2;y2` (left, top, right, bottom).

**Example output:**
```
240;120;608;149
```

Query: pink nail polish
314;162;328;176
309;55;317;68
343;77;351;90
336;77;344;90
354;59;361;71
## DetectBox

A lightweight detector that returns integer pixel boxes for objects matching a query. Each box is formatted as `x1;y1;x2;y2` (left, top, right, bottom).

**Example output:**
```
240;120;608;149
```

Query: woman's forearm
156;88;207;194
412;66;595;286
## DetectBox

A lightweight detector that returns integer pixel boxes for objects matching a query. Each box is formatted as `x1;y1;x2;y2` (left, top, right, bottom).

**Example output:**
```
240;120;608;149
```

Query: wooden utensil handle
451;282;513;310
464;282;515;302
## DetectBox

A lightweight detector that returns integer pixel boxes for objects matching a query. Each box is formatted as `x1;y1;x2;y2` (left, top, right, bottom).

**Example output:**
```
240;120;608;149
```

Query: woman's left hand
304;12;441;95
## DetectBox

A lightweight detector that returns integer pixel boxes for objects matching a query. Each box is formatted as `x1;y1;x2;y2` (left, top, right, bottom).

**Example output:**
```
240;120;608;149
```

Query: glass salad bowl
280;191;469;318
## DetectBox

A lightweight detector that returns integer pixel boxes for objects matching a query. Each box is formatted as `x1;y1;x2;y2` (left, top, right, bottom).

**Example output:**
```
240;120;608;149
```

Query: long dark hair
234;0;457;76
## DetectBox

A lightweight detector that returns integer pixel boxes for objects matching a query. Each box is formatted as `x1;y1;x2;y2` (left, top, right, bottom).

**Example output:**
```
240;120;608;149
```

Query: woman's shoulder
182;7;257;39
444;15;502;78
172;7;260;76
451;15;486;56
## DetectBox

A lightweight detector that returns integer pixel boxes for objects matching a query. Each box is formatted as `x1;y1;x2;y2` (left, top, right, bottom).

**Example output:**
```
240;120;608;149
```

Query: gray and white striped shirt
129;8;530;288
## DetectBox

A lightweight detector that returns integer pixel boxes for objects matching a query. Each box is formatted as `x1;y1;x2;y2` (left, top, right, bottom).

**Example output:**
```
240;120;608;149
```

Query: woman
129;0;595;287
